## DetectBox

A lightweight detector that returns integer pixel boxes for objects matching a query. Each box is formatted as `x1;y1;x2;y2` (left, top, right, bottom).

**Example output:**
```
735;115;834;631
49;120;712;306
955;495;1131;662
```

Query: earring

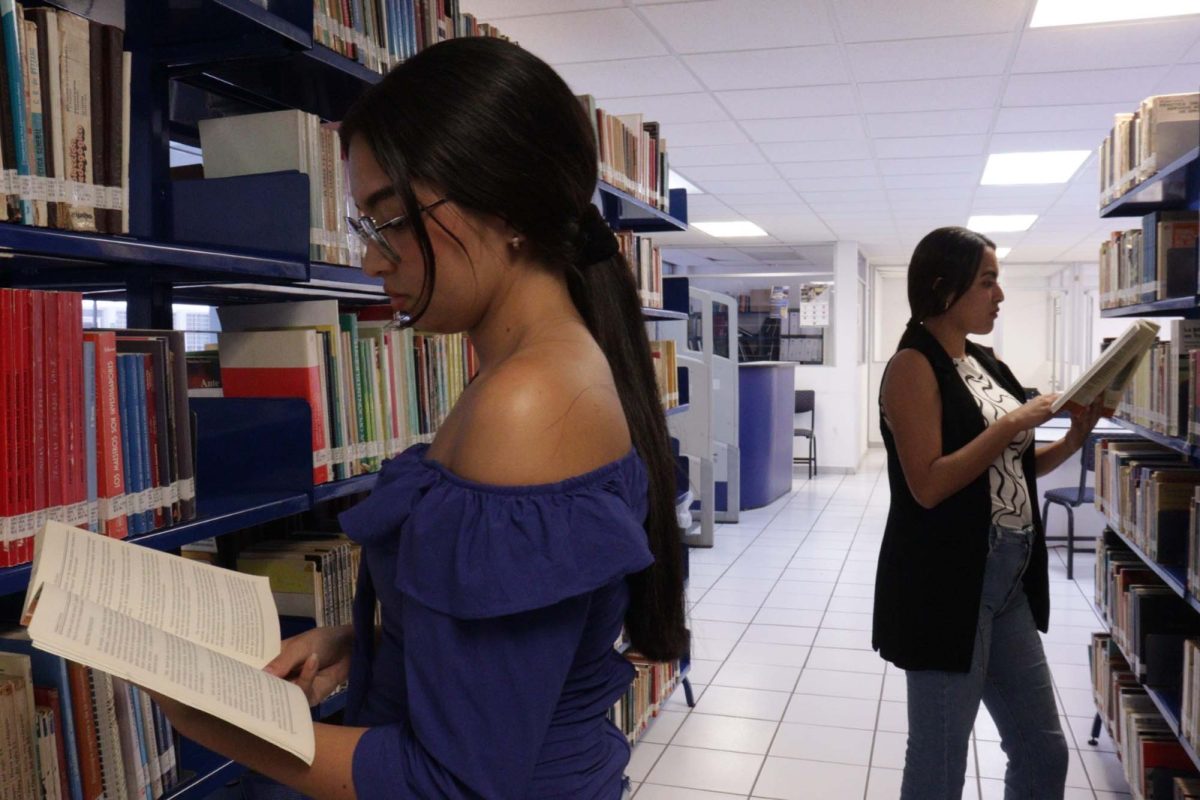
509;236;523;249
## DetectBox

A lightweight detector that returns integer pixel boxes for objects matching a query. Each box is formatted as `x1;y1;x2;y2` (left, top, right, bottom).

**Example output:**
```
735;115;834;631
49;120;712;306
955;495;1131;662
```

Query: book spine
132;354;153;531
116;354;143;535
64;292;86;528
141;356;163;529
83;341;97;532
0;0;32;223
101;25;121;235
86;21;104;234
85;332;127;538
20;17;44;226
14;289;31;563
65;663;102;800
56;11;93;231
133;688;162;800
165;333;195;520
89;669;127;800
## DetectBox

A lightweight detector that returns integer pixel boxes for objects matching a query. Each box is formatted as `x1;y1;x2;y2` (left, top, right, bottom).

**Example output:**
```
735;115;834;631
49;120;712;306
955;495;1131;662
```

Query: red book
61;293;85;527
14;290;31;563
218;329;331;484
29;293;45;536
0;290;13;566
82;331;127;539
42;292;62;530
33;685;71;800
66;663;104;800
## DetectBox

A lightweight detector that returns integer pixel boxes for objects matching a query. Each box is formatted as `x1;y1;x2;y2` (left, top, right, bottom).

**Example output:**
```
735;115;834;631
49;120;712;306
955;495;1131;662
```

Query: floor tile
726;641;811;667
752;757;869;800
672;713;779;754
645;746;764;796
741;624;817;646
769;722;874;765
634;784;746;800
693;685;791;720
794;668;882;700
712;661;802;692
783;693;880;729
640;711;688;745
805;646;887;675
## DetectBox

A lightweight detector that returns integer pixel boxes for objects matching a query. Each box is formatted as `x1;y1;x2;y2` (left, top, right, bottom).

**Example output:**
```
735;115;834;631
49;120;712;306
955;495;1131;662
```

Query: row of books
213;299;475;485
306;0;511;75
649;340;681;411
1099;92;1199;207
235;535;361;628
0;640;180;800
0;289;197;568
198;110;359;267
578;95;671;212
618;231;665;309
609;655;680;745
1107;321;1200;439
1099;212;1199;309
1092;633;1200;798
0;4;127;233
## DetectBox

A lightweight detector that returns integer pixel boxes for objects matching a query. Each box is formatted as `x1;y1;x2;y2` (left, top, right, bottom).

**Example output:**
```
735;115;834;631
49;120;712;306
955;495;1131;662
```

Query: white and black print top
953;354;1033;529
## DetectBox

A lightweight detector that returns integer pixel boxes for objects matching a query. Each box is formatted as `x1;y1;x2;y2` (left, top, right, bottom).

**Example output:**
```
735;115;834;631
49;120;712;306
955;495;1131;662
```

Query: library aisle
627;451;1130;800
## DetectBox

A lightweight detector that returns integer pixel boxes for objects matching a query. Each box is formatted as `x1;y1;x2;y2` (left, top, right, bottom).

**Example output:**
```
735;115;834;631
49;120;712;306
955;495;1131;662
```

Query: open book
1050;319;1161;415
21;521;315;764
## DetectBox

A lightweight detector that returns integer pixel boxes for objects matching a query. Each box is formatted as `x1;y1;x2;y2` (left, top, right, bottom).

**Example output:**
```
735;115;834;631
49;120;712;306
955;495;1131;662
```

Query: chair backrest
795;390;815;416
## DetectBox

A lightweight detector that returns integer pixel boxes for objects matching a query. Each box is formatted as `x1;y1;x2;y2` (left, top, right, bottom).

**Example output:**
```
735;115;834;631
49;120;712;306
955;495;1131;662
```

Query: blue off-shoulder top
337;443;655;799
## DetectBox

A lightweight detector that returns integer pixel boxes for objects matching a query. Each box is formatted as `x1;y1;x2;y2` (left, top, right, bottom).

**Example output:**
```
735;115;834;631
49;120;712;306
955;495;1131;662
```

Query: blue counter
738;361;797;509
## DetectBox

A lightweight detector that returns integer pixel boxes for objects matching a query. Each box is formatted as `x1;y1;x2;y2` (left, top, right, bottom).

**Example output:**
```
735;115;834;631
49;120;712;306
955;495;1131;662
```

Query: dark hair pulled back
340;37;688;662
906;226;996;324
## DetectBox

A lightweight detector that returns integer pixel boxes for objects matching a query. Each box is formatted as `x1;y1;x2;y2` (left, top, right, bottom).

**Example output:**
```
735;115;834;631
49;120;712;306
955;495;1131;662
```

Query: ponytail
565;209;689;662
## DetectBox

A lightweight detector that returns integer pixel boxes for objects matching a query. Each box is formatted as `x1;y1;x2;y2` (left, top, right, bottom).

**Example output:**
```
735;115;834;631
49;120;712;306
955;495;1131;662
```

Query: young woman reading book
873;226;1104;800
148;37;688;799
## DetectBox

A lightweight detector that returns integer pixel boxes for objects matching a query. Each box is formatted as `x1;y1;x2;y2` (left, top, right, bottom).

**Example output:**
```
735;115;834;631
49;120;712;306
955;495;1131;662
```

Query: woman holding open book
873;226;1104;800
148;37;687;799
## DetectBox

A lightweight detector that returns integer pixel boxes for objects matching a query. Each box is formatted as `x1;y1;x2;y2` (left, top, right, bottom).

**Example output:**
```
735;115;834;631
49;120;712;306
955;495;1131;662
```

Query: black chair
1040;431;1132;579
793;390;817;479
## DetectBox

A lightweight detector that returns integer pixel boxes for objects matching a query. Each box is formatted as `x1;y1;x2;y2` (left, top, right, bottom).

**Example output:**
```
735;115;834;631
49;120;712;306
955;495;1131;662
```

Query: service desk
738;361;797;509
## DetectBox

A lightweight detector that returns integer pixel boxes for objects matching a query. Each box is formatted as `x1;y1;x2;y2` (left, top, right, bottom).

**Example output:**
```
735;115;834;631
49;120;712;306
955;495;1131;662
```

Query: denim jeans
900;525;1069;800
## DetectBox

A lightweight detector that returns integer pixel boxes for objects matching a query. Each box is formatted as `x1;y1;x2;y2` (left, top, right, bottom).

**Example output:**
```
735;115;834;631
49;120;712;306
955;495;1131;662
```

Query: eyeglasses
346;198;448;262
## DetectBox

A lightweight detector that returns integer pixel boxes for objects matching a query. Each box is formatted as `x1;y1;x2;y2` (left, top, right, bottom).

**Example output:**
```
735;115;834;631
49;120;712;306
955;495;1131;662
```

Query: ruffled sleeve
338;445;656;618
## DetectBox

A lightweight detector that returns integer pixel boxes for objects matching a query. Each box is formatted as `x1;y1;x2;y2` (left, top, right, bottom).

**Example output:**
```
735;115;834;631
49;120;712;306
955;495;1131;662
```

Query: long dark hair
340;37;687;661
906;226;996;323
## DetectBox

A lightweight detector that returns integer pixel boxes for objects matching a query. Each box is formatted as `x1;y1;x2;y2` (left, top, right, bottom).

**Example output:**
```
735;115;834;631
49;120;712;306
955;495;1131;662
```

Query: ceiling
460;0;1200;268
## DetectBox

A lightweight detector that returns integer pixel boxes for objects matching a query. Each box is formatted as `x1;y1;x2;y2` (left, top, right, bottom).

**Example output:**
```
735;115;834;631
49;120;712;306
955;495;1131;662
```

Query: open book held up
1050;319;1160;416
21;521;316;764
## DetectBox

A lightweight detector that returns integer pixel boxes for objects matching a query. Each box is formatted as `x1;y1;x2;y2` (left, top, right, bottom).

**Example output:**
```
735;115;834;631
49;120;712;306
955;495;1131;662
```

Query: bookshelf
0;0;694;792
1100;146;1200;219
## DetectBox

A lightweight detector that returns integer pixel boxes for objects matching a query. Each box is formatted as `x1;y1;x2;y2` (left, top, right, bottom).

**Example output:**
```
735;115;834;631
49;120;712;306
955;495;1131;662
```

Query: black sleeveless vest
872;321;1048;672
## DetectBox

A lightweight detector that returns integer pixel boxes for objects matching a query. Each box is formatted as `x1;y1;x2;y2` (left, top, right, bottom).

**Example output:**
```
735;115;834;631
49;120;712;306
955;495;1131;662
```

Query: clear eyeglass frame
345;197;449;263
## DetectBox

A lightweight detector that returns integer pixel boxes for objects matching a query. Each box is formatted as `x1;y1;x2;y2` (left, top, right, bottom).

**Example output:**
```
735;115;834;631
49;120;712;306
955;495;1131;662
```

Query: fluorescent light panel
981;151;1091;185
669;170;704;194
693;220;769;238
1030;0;1200;27
995;247;1012;259
967;214;1038;232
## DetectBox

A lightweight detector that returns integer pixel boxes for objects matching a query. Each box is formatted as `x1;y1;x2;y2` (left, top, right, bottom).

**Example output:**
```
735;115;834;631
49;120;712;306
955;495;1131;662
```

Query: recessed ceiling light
669;170;704;194
693;220;769;238
967;214;1038;233
995;247;1012;259
1030;0;1200;27
981;151;1091;185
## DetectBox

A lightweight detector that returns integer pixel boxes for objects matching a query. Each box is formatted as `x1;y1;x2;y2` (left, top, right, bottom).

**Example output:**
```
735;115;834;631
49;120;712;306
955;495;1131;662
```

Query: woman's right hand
1004;393;1059;432
263;624;355;705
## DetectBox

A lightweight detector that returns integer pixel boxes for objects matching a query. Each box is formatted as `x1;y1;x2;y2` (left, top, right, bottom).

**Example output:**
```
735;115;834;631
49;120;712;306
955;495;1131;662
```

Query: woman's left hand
1066;397;1105;450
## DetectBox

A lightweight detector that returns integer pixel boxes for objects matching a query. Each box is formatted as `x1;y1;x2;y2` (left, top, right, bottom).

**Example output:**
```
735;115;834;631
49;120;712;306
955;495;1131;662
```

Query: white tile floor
629;449;1132;800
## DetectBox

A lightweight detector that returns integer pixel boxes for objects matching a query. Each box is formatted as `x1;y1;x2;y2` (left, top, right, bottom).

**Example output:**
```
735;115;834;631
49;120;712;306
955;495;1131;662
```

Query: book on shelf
235;534;360;628
1099;93;1200;207
616;231;663;308
1051;319;1159;415
198;110;355;268
21;520;316;765
577;94;670;211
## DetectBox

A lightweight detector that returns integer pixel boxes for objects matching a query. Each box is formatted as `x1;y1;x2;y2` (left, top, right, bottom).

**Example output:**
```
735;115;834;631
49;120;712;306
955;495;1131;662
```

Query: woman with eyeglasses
149;37;687;799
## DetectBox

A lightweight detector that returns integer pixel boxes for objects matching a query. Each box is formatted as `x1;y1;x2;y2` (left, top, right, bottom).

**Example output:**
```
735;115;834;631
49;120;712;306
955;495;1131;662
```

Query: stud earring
509;236;523;249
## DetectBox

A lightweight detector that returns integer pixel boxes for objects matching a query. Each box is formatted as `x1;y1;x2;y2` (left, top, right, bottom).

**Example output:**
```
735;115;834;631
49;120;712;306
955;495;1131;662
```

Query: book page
27;584;314;765
1051;321;1159;413
24;522;279;668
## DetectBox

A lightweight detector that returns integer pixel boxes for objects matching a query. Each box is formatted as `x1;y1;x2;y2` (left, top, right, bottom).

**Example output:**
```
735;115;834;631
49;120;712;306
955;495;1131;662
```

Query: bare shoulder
439;345;633;486
881;349;938;415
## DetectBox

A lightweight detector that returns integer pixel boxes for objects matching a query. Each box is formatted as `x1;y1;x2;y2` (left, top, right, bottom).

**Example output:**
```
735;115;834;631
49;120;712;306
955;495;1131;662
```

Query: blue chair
793;390;817;479
1040;431;1132;579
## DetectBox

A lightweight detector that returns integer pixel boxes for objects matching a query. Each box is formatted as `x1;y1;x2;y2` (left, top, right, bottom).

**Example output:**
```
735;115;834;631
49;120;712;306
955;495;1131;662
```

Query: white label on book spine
314;449;332;469
88;501;100;533
170;483;181;506
331;446;346;466
180;478;196;502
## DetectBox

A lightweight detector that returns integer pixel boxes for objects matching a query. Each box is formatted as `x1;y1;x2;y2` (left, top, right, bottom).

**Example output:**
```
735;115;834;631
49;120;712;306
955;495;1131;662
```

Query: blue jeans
900;525;1069;800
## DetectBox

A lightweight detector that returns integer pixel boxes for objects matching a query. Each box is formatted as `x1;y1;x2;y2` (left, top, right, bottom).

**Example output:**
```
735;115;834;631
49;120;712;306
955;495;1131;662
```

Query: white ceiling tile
663;120;752;146
1154;63;1200;95
974;185;1069;202
987;130;1105;154
1012;18;1200;74
833;0;1027;42
1185;35;1200;62
883;173;979;189
847;34;1012;83
700;178;794;194
487;8;665;64
1002;67;1168;106
867;109;994;138
462;0;622;18
639;0;835;53
1005;245;1073;261
887;187;974;202
717;191;807;205
859;76;1004;113
760;139;874;162
742;116;866;143
874;135;987;158
993;103;1131;133
730;203;821;216
775;160;878;178
716;85;859;119
684;46;848;91
599;92;729;124
670;144;766;166
555;57;705;98
680;196;738;221
677;163;781;182
804;189;893;205
879;156;986;175
790;175;884;192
